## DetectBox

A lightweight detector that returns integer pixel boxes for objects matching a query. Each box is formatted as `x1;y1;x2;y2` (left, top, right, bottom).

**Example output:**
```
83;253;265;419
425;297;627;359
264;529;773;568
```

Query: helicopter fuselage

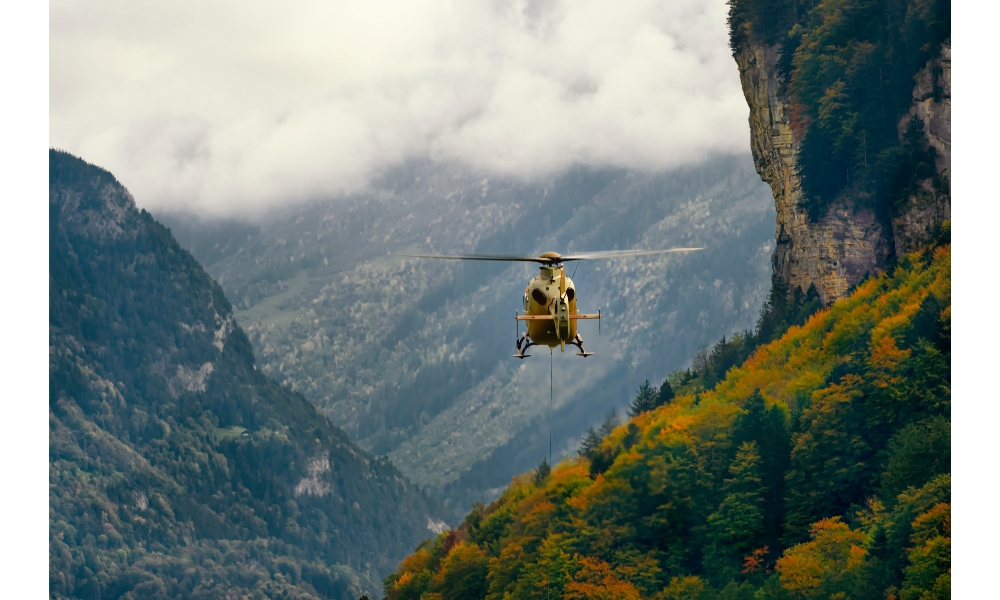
523;266;578;348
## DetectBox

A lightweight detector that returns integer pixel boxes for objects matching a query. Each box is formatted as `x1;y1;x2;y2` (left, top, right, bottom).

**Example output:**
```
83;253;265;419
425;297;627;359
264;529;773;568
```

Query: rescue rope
549;346;552;600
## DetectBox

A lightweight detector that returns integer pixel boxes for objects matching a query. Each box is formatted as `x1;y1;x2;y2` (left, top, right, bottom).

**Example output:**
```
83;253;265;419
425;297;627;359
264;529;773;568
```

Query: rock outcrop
734;42;950;304
892;46;952;257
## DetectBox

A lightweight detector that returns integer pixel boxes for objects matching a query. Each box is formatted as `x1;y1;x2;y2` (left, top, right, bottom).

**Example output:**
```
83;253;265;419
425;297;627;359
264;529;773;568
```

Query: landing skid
569;333;594;357
514;332;594;358
514;332;536;359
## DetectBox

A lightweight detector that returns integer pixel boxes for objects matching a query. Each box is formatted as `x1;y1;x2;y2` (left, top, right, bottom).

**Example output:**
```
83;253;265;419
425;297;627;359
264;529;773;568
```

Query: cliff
734;39;950;304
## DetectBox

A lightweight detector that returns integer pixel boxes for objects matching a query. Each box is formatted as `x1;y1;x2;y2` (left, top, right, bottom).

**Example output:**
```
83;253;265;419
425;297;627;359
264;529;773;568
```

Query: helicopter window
566;288;575;302
531;289;547;305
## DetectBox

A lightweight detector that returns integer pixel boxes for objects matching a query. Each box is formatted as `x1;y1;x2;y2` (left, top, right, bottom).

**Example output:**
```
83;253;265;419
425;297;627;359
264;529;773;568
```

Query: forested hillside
48;150;452;599
383;233;950;599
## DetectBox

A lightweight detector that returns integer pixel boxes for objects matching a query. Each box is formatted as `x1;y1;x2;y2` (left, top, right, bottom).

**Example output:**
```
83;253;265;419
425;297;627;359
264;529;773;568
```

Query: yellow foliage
776;517;866;597
658;575;711;600
910;503;950;547
395;547;434;578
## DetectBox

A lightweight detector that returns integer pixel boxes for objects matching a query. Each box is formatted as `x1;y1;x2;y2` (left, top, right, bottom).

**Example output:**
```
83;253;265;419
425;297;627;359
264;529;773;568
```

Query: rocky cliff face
734;42;950;304
892;46;952;257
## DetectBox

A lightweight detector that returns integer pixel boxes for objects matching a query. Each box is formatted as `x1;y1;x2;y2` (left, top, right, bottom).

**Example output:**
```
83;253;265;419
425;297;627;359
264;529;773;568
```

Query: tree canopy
384;236;950;599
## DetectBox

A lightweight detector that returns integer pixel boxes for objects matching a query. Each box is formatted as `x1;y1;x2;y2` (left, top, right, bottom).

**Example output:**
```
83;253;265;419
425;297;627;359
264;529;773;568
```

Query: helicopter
401;247;702;359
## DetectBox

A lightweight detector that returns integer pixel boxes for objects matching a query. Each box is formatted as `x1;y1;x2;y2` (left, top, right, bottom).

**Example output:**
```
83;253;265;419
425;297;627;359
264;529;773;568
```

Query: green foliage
899;502;950;600
48;150;451;599
708;442;765;553
879;416;950;502
577;409;625;479
732;392;792;552
728;0;798;51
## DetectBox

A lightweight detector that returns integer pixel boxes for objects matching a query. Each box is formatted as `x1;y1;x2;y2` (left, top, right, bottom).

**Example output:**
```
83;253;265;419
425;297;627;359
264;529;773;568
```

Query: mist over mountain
51;0;747;218
159;153;776;512
49;150;452;599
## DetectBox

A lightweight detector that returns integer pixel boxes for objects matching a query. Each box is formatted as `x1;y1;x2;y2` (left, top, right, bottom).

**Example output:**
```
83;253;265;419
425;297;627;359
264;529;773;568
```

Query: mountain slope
48;150;452;599
160;154;777;509
384;238;951;599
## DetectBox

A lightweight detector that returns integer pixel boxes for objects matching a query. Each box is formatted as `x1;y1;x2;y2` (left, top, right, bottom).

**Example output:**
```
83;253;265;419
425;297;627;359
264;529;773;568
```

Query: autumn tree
776;518;867;600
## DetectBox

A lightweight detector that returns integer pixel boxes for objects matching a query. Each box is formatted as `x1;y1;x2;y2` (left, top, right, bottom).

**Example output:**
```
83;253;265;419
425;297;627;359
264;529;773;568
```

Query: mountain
731;0;950;304
48;150;453;600
159;154;778;511
383;234;951;600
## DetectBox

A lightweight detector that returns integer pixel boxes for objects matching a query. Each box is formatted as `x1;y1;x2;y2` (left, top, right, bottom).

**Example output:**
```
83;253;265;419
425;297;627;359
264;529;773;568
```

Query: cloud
50;0;748;218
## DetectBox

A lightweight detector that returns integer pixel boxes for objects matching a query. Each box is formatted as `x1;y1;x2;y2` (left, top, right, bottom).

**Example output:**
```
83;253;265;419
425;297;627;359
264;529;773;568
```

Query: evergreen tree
715;442;765;547
658;378;676;407
534;458;551;486
732;390;792;552
598;408;619;438
581;409;623;479
577;426;602;459
629;379;658;416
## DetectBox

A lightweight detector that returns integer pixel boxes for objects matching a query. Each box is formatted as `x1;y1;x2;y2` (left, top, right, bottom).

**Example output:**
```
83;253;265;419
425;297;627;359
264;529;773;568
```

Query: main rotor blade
560;247;703;261
399;253;551;264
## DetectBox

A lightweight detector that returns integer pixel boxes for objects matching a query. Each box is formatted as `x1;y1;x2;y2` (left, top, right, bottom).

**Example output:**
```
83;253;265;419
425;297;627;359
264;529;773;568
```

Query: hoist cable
548;347;553;600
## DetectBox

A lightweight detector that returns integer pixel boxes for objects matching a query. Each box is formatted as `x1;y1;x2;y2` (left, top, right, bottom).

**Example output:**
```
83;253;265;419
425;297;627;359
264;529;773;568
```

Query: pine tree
732;390;791;552
657;378;676;407
628;380;658;417
708;441;765;552
598;409;619;438
534;458;551;486
577;426;602;459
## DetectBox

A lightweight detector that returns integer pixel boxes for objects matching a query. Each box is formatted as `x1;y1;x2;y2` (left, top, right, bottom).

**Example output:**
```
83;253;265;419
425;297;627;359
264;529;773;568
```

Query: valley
161;154;777;511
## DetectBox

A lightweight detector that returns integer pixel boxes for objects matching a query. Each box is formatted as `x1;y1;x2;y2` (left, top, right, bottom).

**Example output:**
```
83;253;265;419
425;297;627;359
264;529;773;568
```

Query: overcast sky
50;0;749;218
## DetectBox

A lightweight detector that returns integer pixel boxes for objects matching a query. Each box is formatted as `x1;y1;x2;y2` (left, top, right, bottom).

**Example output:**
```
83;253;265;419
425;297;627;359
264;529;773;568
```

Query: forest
729;0;950;220
48;150;452;599
382;227;950;599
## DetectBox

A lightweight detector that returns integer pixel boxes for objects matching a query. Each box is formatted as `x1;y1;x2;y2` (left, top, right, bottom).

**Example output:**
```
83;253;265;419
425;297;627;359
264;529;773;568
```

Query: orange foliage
520;499;555;532
911;503;950;544
743;546;770;573
786;99;812;140
563;555;642;600
550;461;594;489
867;336;910;390
393;570;414;588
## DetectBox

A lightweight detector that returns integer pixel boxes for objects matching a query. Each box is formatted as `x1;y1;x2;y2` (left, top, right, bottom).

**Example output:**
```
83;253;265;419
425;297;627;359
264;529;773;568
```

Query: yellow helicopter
401;247;702;358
